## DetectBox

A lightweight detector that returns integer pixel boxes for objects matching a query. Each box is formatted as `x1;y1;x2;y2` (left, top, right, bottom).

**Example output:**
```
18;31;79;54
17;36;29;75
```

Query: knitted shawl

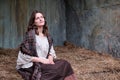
19;29;53;80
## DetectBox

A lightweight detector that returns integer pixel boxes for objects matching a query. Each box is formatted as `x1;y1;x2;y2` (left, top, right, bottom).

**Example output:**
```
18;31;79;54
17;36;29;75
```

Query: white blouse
16;35;56;69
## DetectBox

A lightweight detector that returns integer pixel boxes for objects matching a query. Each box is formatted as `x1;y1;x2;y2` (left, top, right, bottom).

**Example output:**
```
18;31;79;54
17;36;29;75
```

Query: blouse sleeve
49;45;57;58
16;51;33;66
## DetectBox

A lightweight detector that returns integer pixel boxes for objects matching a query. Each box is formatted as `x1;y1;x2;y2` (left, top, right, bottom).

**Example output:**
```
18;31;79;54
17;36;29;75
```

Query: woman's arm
49;45;57;58
31;57;51;64
17;51;53;64
48;55;55;64
47;45;56;64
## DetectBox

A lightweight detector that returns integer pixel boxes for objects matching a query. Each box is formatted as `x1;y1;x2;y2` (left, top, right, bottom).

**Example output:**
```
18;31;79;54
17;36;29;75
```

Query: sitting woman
16;10;77;80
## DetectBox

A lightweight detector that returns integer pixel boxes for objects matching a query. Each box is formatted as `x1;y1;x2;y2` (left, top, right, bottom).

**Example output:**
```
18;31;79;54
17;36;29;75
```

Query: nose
39;18;42;21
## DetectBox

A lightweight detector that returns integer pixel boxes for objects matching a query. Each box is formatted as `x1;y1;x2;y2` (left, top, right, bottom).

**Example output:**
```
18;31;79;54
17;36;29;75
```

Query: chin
38;25;44;27
37;24;44;26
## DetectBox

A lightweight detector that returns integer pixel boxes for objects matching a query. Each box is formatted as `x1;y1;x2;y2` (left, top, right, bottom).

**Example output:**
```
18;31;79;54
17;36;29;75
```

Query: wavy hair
27;10;48;36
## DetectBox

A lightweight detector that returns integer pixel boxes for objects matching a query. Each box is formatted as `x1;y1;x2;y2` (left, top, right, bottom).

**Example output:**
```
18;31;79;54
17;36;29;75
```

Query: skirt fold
17;59;76;80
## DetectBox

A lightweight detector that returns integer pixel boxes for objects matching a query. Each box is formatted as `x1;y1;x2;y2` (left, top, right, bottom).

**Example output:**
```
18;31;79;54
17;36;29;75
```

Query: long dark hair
27;10;48;36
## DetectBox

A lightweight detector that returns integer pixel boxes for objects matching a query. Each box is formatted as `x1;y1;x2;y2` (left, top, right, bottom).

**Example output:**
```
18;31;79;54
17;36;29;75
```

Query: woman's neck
38;26;44;36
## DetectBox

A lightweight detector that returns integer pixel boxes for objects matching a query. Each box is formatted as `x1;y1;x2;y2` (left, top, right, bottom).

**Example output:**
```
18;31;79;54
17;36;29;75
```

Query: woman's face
34;13;45;27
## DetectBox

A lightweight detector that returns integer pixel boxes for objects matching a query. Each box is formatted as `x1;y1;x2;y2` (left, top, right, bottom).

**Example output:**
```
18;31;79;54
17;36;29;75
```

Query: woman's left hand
48;55;55;64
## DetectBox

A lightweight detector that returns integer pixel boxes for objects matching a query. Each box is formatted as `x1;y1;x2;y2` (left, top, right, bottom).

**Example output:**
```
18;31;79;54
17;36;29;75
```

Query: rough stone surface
0;0;66;48
65;0;120;57
0;0;120;57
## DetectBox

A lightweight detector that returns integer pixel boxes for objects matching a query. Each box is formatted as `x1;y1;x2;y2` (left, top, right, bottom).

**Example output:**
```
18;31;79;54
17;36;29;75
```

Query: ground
0;45;120;80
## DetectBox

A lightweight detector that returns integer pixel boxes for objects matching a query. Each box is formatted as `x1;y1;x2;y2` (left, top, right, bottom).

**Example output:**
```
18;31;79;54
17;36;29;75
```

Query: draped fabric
18;59;75;80
19;29;53;80
17;29;76;80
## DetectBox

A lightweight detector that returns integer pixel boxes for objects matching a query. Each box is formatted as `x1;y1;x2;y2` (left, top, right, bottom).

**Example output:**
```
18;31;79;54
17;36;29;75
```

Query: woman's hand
31;57;50;64
32;56;55;64
41;59;51;64
48;55;55;64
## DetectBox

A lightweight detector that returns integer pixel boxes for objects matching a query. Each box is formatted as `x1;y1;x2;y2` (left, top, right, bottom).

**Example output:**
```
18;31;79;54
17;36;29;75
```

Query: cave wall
0;0;120;57
65;0;120;57
0;0;66;48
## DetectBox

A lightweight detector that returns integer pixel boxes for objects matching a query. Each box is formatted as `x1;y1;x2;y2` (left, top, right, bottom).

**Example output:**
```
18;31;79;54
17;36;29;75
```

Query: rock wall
0;0;120;57
0;0;66;48
65;0;120;57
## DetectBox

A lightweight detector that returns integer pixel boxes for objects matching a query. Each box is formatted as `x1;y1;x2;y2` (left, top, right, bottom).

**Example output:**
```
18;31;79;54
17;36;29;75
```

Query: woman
16;10;77;80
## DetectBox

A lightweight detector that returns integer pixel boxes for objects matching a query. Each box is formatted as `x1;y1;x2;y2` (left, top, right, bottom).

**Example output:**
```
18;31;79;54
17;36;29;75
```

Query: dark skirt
17;59;75;80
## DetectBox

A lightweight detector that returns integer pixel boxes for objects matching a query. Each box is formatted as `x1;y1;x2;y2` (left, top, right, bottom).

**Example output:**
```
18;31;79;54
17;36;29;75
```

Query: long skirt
17;59;76;80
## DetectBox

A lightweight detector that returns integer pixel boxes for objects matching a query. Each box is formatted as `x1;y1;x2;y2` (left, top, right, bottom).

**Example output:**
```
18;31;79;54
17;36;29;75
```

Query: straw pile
0;42;120;80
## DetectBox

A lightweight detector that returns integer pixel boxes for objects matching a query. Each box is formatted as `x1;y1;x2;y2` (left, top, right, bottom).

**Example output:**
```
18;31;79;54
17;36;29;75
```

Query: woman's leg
40;59;76;80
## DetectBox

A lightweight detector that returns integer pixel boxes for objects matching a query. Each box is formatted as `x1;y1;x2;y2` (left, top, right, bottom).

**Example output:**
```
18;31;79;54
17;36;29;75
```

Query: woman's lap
18;59;74;80
40;59;74;80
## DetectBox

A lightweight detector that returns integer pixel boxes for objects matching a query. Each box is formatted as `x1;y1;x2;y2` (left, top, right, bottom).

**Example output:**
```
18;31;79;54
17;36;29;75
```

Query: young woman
16;10;77;80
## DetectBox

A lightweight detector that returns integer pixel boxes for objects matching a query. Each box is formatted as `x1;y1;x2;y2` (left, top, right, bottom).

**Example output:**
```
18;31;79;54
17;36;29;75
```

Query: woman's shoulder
27;29;35;34
24;29;35;38
23;29;36;42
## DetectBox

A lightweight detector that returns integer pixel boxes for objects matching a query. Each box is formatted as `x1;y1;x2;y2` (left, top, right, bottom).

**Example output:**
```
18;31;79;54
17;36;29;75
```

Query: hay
0;46;120;80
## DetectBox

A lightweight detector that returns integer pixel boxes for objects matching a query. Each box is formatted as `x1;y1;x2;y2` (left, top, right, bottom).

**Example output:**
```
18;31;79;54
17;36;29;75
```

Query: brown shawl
18;29;53;80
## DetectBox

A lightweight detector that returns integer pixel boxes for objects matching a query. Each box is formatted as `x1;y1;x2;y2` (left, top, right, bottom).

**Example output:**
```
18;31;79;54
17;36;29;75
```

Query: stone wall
0;0;120;57
0;0;66;48
65;0;120;57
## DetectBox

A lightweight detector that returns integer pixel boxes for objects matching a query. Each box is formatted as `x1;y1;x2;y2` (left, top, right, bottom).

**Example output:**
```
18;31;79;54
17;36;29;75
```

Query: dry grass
0;45;120;80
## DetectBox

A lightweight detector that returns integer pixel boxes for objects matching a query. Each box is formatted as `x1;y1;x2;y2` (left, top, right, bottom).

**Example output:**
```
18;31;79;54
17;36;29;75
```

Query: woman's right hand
32;57;50;64
41;59;51;64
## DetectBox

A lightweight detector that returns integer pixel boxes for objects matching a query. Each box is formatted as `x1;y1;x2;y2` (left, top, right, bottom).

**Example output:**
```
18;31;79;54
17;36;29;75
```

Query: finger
51;61;55;64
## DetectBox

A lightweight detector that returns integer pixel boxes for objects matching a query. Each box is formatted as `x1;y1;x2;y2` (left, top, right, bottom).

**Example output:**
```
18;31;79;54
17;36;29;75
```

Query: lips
40;21;44;23
38;22;45;25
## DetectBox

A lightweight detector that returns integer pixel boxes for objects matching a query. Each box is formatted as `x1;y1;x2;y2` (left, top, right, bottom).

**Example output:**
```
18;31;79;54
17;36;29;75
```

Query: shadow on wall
65;0;82;46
